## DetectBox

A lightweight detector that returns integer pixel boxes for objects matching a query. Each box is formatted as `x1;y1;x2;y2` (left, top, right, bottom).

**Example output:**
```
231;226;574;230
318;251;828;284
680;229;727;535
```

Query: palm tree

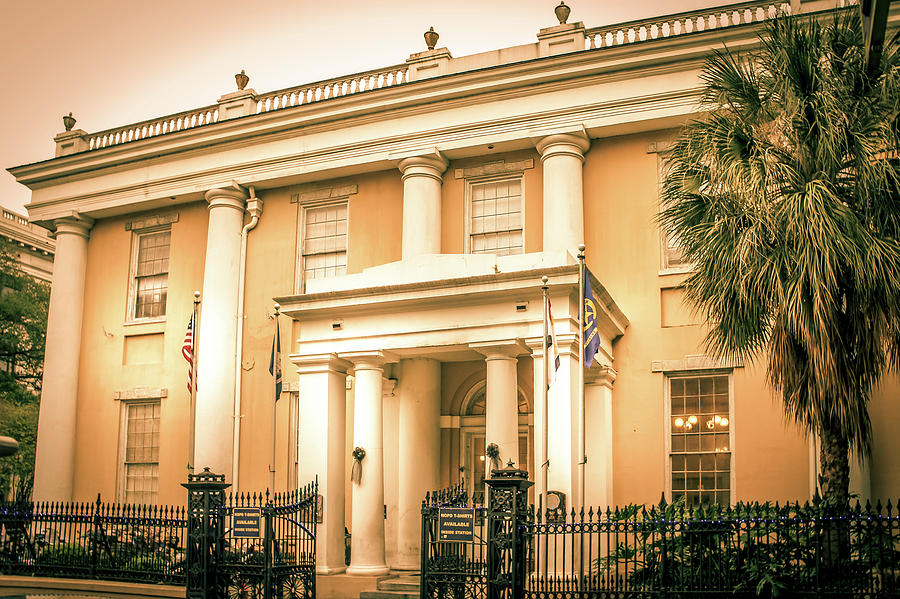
659;9;900;504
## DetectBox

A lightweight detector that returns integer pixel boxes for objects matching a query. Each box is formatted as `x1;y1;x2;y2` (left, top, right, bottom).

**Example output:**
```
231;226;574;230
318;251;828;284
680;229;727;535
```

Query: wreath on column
351;447;366;484
485;443;501;472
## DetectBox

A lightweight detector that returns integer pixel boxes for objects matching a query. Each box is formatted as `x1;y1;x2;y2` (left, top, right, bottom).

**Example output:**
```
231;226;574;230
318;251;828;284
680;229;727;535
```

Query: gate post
485;462;533;599
183;468;231;599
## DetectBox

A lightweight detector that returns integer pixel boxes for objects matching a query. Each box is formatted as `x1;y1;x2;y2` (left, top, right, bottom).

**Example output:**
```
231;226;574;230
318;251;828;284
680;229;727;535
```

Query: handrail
585;1;791;50
79;1;827;154
254;63;409;115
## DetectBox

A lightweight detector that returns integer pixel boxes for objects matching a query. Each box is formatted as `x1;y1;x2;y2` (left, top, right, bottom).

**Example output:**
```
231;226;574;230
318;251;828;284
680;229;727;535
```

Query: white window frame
656;150;693;275
295;198;349;293
116;399;161;504
126;226;171;323
464;175;526;256
664;370;736;505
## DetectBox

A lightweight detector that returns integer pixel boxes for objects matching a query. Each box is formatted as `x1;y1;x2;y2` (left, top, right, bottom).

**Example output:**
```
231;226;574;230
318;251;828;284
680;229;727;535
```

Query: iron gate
219;480;318;599
184;469;317;599
420;480;487;599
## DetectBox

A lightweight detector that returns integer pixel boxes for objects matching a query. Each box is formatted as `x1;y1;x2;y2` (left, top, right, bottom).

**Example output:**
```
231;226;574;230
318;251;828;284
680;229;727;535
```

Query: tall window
661;229;688;270
669;374;732;506
129;230;170;320
122;401;160;504
468;178;524;256
301;202;347;289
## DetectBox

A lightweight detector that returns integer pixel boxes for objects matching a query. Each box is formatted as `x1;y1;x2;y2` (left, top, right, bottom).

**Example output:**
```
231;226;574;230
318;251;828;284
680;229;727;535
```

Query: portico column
536;132;591;253
294;353;351;574
585;366;616;509
32;215;93;501
346;351;392;576
398;153;448;259
472;340;528;469
194;186;247;478
395;358;441;571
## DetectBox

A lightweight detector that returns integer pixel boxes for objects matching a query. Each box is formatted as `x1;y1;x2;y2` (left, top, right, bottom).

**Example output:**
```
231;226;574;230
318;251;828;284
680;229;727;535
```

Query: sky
0;0;726;215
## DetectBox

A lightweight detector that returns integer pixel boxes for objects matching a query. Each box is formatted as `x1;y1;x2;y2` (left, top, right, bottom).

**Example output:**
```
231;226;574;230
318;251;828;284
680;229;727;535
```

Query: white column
194;186;247;479
548;336;579;505
472;340;528;470
381;378;399;569
295;353;351;575
585;367;616;509
398;154;448;259
346;352;391;576
32;215;93;501
395;358;440;571
525;339;548;505
536;132;590;254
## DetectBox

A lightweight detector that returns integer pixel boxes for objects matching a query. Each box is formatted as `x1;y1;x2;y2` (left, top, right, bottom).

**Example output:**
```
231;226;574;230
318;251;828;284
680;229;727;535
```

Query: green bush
124;555;166;572
36;542;90;564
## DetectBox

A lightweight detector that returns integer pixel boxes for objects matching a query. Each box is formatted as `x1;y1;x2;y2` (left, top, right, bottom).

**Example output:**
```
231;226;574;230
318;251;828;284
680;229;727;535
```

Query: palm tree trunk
818;423;850;504
818;422;850;572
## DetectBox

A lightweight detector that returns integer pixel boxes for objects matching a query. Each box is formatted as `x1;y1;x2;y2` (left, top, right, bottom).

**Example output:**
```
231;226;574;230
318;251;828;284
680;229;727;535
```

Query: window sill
659;266;693;276
123;318;166;335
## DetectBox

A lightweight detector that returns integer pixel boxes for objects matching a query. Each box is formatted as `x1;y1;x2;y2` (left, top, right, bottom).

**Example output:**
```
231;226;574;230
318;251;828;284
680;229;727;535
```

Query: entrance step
360;574;420;599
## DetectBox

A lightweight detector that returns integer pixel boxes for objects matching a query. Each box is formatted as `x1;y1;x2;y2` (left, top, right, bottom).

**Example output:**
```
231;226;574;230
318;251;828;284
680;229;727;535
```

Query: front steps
360;574;420;599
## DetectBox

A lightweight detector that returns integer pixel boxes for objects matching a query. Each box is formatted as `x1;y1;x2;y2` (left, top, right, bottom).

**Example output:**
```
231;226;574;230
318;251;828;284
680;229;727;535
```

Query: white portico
278;252;627;573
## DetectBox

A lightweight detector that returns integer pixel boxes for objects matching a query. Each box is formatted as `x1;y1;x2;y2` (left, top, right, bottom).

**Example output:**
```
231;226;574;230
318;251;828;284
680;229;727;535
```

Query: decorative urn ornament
554;1;571;24
235;69;249;91
63;112;76;131
424;26;439;50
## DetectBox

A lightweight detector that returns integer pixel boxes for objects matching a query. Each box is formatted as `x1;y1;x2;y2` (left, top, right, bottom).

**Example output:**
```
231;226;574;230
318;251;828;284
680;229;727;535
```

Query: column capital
205;185;249;212
291;352;352;375
535;131;591;162
51;214;94;240
341;350;398;371
470;339;529;360
586;365;617;389
398;152;449;183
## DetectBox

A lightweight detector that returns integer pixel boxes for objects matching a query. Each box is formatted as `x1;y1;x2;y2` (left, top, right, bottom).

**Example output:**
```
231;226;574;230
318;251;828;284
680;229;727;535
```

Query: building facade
9;0;899;576
0;208;54;283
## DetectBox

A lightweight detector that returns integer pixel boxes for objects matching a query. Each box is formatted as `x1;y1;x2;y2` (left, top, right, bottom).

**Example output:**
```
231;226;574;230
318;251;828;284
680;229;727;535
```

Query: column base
316;565;348;575
391;562;419;572
346;564;391;576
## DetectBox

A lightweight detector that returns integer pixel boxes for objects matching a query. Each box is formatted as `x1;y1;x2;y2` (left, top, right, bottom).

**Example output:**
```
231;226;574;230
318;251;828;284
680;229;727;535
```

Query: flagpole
577;244;586;511
270;303;280;493
540;275;550;514
189;290;200;475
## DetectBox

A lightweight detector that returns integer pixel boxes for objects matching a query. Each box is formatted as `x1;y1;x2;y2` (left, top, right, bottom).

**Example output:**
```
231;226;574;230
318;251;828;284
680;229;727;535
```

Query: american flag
182;312;195;393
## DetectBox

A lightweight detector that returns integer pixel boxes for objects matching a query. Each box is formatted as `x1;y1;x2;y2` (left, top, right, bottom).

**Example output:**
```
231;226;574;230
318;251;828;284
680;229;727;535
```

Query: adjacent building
8;0;898;577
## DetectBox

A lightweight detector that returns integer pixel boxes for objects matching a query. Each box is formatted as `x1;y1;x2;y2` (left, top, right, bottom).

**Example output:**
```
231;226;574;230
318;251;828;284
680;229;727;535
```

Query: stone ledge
0;575;184;599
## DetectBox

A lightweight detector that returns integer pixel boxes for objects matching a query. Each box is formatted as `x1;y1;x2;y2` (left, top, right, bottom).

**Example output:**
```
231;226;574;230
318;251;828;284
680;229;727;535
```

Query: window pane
302;202;348;288
470;179;523;255
669;375;732;506
124;402;160;504
133;231;170;319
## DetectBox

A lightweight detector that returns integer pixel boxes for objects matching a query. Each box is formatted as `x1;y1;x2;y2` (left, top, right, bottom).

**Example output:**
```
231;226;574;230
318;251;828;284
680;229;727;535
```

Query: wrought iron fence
0;494;187;583
420;480;487;599
219;482;318;599
528;495;900;598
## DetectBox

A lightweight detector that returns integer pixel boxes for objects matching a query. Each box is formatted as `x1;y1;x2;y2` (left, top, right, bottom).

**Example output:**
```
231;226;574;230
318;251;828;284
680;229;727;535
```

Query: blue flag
583;267;601;368
269;318;283;402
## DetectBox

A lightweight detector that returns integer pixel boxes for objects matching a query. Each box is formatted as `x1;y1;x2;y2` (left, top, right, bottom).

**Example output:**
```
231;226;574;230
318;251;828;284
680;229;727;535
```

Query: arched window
464;384;530;415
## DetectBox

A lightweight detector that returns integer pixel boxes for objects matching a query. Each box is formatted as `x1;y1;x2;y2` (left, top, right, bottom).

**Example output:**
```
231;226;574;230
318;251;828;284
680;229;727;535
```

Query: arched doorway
459;382;533;501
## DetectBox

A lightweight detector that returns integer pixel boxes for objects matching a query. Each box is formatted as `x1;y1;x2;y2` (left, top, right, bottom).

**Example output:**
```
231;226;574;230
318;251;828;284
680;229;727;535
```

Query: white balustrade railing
585;1;791;50
87;105;220;150
254;64;409;115
82;0;837;153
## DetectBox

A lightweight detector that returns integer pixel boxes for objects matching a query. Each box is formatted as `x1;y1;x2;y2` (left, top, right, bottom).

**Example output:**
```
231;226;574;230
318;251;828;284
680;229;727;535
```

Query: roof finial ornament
555;1;571;24
63;112;76;131
424;26;439;50
235;69;249;91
